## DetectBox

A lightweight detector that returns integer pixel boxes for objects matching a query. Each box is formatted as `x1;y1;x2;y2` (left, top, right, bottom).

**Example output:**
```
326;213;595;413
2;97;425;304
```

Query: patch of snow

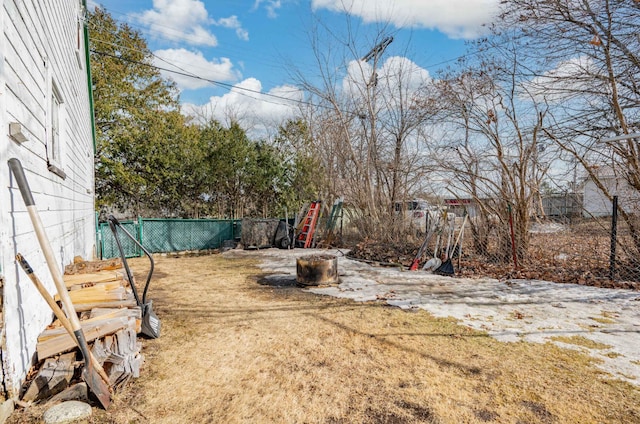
529;222;566;233
224;248;640;386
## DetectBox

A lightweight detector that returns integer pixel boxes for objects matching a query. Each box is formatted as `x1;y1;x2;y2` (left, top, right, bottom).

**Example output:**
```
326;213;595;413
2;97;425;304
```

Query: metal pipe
609;196;618;281
601;133;640;143
508;203;519;269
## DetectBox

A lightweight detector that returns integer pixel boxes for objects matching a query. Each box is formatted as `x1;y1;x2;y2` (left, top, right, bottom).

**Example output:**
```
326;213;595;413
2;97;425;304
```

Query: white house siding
0;0;95;397
583;175;640;218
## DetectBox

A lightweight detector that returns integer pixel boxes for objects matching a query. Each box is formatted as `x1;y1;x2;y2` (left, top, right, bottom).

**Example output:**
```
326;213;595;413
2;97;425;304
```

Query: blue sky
89;0;500;129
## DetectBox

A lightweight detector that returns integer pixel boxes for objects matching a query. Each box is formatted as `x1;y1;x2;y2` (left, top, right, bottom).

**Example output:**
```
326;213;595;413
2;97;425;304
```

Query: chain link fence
446;195;640;289
97;204;640;289
98;218;241;259
343;194;640;289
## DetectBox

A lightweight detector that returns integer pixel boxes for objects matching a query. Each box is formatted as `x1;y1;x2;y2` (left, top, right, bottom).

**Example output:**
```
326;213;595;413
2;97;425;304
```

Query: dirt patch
474;409;499;422
520;400;554;423
7;253;640;423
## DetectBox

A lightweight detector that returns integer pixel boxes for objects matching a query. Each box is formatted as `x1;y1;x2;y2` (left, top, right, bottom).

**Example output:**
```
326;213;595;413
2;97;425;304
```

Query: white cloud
342;56;431;104
135;0;218;46
379;56;430;91
183;78;303;132
253;0;283;19
523;56;603;103
311;0;499;39
153;49;241;90
236;28;250;41
214;15;250;41
215;16;241;28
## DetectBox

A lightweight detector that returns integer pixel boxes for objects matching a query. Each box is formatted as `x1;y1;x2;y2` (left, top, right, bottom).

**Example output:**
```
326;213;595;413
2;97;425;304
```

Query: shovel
410;226;435;271
8;158;111;408
436;214;468;276
422;232;442;271
107;215;161;339
16;254;111;387
435;215;456;275
423;210;448;271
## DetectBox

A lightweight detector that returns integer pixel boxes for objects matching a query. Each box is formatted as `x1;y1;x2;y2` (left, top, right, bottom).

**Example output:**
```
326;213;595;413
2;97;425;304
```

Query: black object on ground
107;215;161;339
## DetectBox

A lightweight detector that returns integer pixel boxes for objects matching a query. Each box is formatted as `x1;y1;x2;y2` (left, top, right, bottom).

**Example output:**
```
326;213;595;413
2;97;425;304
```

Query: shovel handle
8;159;35;206
16;254;74;330
453;215;468;248
16;254;111;386
9;159;111;406
8;159;80;329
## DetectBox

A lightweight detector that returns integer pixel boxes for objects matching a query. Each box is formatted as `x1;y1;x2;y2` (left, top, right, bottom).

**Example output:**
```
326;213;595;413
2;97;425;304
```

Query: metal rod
601;133;640;143
508;203;519;269
609;196;618;281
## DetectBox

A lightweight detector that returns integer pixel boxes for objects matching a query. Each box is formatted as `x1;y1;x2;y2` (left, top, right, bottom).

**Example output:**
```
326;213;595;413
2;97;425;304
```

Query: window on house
50;84;61;162
48;81;66;179
76;6;85;69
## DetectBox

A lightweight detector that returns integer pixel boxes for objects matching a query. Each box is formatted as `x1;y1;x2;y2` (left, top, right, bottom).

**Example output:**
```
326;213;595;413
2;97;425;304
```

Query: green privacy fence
97;217;241;259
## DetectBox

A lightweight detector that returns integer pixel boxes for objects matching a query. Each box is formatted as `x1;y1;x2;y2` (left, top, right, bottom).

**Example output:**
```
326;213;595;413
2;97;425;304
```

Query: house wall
0;0;95;397
583;176;640;218
583;179;612;217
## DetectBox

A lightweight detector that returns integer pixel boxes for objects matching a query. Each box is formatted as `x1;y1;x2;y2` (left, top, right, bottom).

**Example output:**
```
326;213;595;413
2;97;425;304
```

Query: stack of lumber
22;258;145;403
57;273;137;312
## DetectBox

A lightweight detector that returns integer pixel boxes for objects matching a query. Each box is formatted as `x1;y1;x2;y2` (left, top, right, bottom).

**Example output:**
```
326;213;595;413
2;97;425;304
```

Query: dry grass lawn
9;253;640;423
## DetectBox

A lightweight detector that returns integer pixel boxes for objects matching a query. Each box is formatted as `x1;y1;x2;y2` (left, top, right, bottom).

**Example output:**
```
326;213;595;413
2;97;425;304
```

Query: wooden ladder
296;201;321;248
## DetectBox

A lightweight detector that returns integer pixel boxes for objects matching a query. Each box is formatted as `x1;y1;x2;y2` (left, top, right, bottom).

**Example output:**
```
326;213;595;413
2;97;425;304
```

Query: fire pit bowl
296;254;339;286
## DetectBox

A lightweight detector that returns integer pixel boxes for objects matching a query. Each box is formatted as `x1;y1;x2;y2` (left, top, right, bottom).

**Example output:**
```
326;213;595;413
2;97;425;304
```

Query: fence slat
99;218;239;259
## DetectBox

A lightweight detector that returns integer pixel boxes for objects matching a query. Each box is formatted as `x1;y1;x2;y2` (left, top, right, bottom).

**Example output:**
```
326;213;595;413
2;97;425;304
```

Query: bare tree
425;43;554;262
499;0;640;258
294;15;436;240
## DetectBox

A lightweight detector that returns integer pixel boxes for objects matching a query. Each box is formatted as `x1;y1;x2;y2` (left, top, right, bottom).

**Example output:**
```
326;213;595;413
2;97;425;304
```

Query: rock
0;399;15;424
43;401;92;424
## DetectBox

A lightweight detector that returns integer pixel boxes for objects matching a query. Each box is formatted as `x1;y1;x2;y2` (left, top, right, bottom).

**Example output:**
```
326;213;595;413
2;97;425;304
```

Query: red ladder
296;201;321;248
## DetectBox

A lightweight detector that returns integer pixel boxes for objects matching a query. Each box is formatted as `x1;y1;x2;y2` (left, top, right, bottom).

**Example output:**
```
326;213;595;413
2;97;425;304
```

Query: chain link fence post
138;216;144;257
609;196;618;281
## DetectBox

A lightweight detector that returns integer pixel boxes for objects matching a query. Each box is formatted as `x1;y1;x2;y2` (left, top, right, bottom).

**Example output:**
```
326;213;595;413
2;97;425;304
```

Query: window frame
47;78;66;179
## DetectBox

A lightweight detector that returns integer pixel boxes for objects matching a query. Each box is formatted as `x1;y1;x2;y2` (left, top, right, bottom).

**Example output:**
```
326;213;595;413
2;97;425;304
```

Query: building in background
583;166;639;217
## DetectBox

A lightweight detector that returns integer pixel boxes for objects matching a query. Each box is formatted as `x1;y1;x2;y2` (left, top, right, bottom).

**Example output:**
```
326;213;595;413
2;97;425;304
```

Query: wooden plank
73;298;138;313
55;281;127;304
0;399;15;424
64;258;122;275
63;271;124;288
49;382;88;403
36;317;134;360
90;306;141;320
105;327;143;388
69;281;125;292
90;336;111;366
22;352;75;402
38;309;135;340
91;307;142;332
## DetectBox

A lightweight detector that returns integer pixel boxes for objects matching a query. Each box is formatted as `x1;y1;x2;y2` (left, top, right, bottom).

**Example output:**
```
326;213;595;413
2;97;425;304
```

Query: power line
89;9;579;119
90;48;321;111
90;5;292;78
91;5;509;80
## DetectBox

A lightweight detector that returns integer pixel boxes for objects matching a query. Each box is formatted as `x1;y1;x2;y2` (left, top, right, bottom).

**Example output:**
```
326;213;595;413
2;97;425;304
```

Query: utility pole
361;36;393;63
360;36;393;87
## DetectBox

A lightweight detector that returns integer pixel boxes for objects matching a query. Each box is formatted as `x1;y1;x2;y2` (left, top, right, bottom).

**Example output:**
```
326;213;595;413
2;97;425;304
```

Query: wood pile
21;258;145;404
